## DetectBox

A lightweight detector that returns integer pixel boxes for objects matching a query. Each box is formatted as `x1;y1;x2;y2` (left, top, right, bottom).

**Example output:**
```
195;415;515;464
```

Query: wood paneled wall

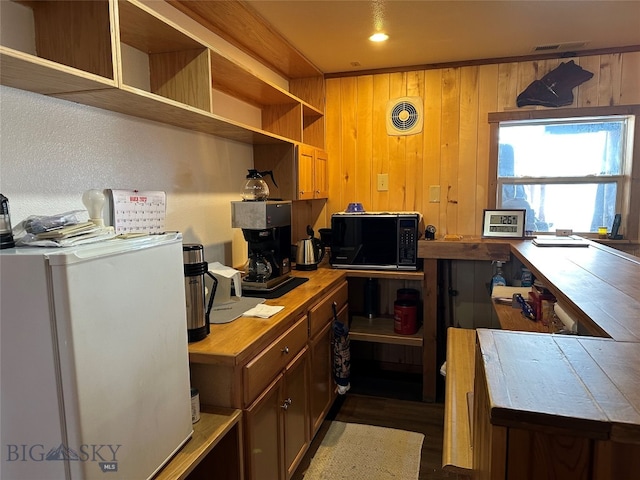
325;52;640;237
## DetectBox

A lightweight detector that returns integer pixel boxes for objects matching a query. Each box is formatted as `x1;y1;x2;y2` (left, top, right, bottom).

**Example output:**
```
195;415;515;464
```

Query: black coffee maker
231;201;292;291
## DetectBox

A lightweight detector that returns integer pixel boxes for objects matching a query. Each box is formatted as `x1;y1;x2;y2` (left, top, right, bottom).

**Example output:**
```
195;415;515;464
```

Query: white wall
0;85;253;268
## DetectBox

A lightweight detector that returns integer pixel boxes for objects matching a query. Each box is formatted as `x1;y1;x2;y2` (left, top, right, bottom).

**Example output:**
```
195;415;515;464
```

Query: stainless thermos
183;244;217;342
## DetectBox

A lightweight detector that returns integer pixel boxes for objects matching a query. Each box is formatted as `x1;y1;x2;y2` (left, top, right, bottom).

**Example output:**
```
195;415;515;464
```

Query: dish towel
242;304;284;319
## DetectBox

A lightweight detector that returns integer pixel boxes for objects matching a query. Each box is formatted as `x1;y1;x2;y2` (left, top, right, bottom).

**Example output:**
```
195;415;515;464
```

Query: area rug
302;421;424;480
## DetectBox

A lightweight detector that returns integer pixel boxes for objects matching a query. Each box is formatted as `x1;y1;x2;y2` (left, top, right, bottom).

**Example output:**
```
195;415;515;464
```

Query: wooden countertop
510;240;640;342
418;237;640;342
188;268;346;365
477;329;640;442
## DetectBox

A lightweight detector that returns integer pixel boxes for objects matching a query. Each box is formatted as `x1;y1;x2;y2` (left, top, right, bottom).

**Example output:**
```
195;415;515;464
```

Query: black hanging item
516;60;594;108
332;301;351;394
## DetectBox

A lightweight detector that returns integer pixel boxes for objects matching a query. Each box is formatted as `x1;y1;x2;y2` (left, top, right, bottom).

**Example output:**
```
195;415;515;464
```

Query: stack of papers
532;235;588;247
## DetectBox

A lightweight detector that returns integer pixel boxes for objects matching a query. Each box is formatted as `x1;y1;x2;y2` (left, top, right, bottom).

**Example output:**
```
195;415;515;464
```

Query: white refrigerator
1;233;193;479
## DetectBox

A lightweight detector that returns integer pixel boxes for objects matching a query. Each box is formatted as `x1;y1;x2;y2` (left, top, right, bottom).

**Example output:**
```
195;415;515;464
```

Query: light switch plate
377;173;389;191
429;185;440;203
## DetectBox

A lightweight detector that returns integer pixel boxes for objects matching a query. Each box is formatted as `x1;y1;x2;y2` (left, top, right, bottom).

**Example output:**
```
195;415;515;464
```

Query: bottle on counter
521;267;533;287
491;261;507;294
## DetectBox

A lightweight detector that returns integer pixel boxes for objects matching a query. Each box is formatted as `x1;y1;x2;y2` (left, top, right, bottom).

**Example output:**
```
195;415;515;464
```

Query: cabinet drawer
308;281;348;338
244;316;308;405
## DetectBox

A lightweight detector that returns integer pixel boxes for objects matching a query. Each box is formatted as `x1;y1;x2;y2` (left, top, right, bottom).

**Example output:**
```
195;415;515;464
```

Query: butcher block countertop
187;268;346;365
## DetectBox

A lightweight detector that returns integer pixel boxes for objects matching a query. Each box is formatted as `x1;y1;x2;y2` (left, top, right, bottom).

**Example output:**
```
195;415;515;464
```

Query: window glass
497;116;629;233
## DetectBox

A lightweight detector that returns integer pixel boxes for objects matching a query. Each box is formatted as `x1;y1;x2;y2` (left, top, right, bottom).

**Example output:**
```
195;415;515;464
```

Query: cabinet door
309;319;333;436
297;145;315;200
284;348;310;480
313;149;328;199
245;374;285;480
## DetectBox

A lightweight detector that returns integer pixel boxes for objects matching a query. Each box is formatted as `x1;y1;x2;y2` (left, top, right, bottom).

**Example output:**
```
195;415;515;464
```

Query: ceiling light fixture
369;32;389;42
369;0;388;42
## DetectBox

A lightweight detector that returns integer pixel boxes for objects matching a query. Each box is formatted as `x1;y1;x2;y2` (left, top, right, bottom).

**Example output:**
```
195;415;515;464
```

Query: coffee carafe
183;244;218;342
0;194;16;249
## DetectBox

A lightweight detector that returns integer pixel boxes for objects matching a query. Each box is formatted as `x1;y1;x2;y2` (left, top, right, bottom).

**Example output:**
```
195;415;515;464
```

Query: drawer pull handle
281;398;292;410
281;346;290;354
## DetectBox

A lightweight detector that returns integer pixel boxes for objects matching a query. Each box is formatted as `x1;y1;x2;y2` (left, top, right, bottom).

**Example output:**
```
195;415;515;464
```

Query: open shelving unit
0;0;325;149
349;315;423;347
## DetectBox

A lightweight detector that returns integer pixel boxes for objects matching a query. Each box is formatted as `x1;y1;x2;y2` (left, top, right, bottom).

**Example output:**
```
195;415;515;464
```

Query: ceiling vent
533;41;588;52
386;97;423;136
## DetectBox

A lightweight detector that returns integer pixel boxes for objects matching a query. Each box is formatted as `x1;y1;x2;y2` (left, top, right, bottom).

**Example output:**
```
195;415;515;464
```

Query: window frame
488;105;640;241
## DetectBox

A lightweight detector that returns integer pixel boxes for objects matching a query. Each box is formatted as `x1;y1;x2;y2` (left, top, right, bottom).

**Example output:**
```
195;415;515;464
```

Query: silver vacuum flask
183;244;217;343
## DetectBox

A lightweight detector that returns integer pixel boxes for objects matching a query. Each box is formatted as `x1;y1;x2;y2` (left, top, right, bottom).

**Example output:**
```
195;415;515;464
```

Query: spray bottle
491;261;506;294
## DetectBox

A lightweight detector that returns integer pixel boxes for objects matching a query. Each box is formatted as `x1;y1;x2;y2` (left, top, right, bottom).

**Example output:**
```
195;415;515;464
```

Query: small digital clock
482;209;526;238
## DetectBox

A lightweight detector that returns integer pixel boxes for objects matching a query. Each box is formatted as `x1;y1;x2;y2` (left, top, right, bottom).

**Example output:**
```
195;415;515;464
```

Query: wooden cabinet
308;280;348;436
187;270;348;480
297;145;328;200
254;143;328;201
0;0;324;147
245;347;310;480
245;374;284;480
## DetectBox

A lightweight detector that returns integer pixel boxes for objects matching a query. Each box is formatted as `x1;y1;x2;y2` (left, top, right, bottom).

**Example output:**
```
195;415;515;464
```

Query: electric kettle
295;225;324;271
183;244;218;342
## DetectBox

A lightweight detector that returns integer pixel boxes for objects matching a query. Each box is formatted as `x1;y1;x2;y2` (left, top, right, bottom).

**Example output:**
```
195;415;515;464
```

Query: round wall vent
386;96;423;136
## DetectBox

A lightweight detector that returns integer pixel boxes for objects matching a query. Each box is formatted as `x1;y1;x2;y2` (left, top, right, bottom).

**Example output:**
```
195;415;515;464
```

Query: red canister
394;299;418;335
397;288;419;302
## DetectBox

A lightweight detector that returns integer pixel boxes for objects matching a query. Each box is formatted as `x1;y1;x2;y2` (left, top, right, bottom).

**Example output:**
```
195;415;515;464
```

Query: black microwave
330;213;423;270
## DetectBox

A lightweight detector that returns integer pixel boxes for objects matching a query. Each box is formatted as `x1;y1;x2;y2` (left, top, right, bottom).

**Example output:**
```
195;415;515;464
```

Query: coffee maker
231;201;292;291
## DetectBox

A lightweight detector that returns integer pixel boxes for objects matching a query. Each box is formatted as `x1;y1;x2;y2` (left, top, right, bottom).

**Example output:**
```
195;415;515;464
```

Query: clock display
488;214;519;233
482;210;526;238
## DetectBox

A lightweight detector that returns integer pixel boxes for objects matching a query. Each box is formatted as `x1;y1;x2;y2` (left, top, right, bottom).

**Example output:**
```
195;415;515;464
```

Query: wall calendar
108;189;166;235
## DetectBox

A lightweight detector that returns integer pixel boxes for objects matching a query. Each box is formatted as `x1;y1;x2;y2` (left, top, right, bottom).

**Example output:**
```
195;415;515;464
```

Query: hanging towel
332;302;351;394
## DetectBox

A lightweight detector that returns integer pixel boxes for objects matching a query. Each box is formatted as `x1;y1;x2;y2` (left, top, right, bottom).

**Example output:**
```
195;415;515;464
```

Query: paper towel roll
554;303;577;333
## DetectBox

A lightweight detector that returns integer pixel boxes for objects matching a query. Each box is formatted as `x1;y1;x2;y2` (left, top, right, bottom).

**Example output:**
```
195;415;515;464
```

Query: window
488;106;639;238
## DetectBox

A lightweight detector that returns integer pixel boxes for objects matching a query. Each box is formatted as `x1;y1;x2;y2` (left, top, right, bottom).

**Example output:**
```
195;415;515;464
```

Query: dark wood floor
292;373;463;480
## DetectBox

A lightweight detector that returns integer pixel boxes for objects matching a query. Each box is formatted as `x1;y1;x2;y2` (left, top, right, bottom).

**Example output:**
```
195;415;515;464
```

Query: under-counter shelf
154;407;242;480
349;315;423;347
343;269;424;281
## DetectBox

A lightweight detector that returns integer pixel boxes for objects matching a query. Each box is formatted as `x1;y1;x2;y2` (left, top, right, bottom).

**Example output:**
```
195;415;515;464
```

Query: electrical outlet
377;173;389;191
556;229;573;236
429;185;440;203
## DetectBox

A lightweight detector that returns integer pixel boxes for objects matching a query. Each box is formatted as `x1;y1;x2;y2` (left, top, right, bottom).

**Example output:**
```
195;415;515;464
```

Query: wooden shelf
349;315;423;347
343;269;424;281
492;301;555;333
1;0;324;147
154;407;242;480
